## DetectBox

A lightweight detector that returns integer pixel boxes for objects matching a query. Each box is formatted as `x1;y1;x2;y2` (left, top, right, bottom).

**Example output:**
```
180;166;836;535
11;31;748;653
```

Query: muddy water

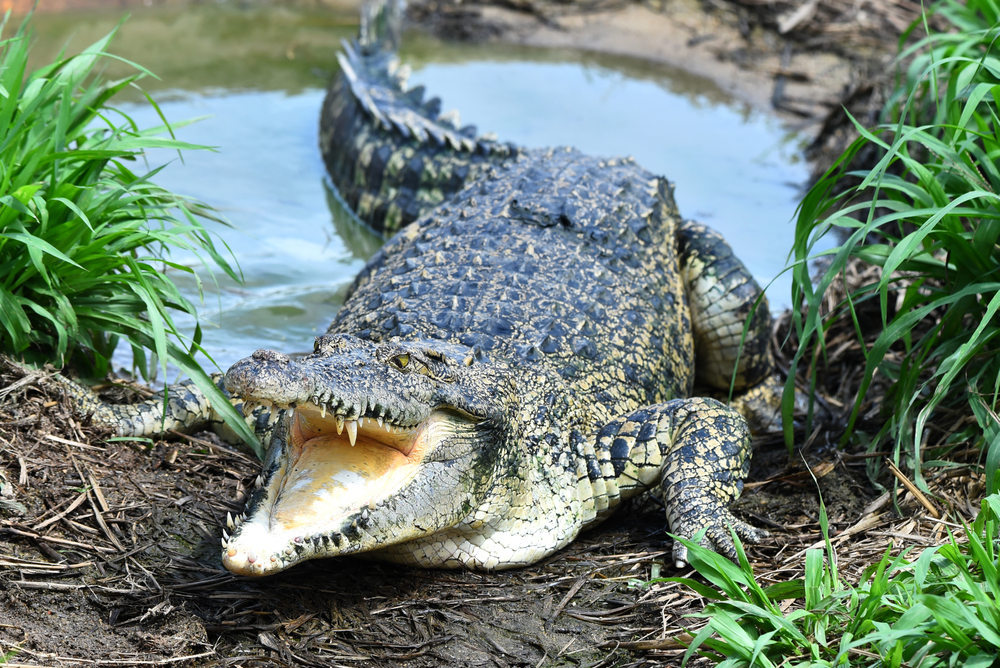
30;5;808;376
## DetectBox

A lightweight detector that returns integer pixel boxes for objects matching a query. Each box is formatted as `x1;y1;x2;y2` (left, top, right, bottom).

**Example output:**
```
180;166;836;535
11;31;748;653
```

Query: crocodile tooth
226;512;235;530
222;529;230;541
335;415;345;435
255;475;263;490
320;403;327;419
361;508;369;521
368;498;376;511
377;416;383;428
346;419;358;446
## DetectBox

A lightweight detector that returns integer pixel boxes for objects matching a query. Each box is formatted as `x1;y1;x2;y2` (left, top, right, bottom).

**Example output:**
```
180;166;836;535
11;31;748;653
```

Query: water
30;6;809;377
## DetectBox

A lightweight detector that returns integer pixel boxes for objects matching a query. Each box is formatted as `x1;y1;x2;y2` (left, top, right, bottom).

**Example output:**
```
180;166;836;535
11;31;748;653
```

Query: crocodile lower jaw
222;403;434;576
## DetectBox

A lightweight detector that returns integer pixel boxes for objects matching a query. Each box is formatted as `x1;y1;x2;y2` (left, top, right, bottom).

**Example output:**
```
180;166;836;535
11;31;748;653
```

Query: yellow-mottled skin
60;33;781;575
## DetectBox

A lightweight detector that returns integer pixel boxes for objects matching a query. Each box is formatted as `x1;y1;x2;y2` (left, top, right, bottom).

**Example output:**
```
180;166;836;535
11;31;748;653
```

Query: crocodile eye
390;353;410;370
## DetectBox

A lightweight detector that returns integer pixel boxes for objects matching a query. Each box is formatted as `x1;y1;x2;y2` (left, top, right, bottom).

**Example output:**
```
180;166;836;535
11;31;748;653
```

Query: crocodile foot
671;508;768;568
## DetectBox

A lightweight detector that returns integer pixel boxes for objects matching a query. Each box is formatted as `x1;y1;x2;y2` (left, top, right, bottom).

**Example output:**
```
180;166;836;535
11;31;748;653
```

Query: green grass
787;0;1000;493
665;494;1000;667
0;14;257;449
675;2;1000;664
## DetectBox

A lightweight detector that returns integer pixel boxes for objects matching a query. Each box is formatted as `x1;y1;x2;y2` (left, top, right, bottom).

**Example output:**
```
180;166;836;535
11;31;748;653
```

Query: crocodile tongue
223;407;426;576
271;430;417;529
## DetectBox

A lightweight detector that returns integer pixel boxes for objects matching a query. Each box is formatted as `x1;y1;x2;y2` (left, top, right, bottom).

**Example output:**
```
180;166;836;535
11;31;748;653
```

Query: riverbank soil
4;354;983;668
0;0;978;666
3;322;984;667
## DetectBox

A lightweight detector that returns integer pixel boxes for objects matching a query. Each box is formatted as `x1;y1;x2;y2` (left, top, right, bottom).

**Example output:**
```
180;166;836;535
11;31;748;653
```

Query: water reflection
26;6;358;98
323;180;384;262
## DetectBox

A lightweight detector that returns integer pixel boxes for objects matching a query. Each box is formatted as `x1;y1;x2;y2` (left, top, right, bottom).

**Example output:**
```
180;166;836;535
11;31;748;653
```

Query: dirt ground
2;316;983;667
0;0;979;666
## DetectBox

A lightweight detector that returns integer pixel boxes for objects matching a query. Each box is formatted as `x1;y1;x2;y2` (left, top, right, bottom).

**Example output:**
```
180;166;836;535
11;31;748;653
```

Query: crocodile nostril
252;349;291;365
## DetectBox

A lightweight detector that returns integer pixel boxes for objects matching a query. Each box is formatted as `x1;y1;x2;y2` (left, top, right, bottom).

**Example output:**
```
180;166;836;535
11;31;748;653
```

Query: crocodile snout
225;349;314;405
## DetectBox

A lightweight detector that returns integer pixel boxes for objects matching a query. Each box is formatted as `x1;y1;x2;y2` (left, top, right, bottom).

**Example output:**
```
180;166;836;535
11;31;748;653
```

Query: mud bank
412;0;855;126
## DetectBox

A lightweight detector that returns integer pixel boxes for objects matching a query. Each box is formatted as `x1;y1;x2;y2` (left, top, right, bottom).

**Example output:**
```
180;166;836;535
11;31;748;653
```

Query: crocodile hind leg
45;370;238;439
589;398;766;568
678;220;783;432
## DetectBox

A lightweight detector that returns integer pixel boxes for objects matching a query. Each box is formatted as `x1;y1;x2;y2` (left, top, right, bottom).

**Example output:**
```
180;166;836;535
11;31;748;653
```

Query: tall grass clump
789;0;1000;491
0;15;257;448
668;494;1000;667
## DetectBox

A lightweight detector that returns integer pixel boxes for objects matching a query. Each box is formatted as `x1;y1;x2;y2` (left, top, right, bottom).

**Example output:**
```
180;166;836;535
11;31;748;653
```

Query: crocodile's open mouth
222;399;462;576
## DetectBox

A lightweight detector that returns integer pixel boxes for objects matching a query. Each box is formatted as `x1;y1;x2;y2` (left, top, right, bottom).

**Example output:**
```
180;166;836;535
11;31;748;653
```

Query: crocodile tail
320;10;518;235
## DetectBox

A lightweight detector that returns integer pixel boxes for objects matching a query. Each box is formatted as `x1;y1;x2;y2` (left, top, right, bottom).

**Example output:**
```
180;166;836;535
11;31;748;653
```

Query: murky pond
31;5;808;375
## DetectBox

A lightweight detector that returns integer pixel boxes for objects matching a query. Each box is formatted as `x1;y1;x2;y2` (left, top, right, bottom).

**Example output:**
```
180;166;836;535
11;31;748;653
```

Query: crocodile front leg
590;398;765;568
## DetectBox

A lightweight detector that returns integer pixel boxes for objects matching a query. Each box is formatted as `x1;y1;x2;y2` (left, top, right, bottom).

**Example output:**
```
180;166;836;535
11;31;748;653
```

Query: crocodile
58;0;785;577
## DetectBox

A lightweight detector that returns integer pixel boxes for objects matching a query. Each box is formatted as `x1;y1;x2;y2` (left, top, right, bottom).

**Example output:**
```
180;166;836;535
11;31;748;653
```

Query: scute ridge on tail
321;31;520;233
337;40;515;156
